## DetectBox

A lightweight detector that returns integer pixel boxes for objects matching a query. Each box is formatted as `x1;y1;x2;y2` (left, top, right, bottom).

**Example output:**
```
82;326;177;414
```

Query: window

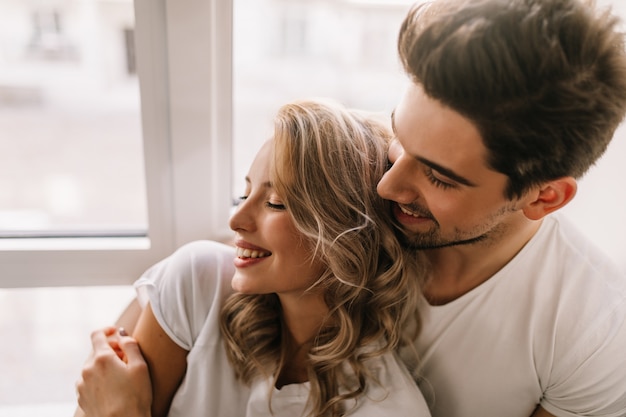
124;27;137;75
0;0;234;287
232;0;416;199
0;2;146;237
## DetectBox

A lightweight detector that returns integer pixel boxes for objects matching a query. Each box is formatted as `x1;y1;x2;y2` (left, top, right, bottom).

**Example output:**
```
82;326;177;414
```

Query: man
76;0;626;416
377;0;626;415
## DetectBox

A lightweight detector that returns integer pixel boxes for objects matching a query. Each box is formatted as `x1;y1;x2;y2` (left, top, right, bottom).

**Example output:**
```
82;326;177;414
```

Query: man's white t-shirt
134;240;431;417
409;213;626;417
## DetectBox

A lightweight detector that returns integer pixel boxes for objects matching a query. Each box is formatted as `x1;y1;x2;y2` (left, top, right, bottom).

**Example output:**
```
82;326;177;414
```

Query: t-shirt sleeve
133;240;236;351
540;294;626;416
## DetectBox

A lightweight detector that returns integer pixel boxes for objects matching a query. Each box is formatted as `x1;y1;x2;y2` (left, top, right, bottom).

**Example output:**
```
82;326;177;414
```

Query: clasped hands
75;327;152;417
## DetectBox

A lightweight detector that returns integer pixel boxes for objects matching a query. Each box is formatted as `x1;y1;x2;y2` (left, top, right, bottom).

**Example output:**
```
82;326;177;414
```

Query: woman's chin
231;276;259;295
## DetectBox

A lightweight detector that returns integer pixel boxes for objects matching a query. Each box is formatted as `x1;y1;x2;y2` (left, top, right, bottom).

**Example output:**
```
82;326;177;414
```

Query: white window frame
0;0;234;288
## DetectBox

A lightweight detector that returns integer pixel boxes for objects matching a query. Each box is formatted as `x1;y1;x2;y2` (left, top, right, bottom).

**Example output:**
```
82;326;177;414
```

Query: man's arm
74;298;144;417
76;327;152;417
74;302;187;417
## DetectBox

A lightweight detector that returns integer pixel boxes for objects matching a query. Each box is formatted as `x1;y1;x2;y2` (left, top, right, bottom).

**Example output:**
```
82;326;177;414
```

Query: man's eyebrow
416;157;477;187
391;109;476;187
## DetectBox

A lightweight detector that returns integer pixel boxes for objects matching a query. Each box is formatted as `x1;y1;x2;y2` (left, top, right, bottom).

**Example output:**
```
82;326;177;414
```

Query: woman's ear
522;177;577;220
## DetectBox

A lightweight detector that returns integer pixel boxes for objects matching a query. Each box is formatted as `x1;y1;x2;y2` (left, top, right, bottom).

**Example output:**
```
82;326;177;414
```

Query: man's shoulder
529;214;625;285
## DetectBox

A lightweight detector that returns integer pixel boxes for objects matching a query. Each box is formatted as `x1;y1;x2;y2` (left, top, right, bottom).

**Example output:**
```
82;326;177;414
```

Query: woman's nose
229;198;256;232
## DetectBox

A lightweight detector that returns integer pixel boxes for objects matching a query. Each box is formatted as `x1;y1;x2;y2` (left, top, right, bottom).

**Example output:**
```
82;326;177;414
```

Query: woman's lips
235;247;271;259
233;239;271;267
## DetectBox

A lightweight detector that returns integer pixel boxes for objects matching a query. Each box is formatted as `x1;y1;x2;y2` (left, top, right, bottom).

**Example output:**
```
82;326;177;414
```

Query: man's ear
522;177;577;221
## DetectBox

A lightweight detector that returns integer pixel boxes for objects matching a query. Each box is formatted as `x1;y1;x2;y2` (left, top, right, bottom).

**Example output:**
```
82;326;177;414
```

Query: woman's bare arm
133;302;188;417
115;298;142;333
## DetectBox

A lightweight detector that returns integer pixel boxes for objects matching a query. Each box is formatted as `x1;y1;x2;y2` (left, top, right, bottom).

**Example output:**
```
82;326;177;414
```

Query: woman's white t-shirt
135;240;431;417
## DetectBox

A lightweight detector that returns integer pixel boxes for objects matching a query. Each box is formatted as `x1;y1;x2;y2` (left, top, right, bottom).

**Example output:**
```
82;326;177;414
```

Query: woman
76;99;430;417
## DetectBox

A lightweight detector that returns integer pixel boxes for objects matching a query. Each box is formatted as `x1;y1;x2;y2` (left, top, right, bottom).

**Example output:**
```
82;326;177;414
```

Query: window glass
0;0;147;237
232;0;416;199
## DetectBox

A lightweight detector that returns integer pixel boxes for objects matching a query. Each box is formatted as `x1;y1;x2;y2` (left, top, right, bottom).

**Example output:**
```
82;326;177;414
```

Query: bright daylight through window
0;1;147;239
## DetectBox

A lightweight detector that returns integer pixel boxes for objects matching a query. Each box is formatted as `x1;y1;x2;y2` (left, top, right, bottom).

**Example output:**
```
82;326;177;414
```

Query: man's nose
377;157;422;205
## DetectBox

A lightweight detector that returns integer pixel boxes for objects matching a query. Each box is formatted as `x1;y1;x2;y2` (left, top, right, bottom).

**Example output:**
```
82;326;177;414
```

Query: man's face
377;83;523;250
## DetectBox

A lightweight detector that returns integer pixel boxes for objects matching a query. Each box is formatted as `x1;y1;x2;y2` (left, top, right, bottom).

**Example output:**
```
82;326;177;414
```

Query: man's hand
76;327;152;417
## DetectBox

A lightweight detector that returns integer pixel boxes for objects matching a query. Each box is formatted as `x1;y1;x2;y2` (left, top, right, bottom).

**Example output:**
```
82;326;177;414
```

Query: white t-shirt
410;213;626;417
135;240;431;417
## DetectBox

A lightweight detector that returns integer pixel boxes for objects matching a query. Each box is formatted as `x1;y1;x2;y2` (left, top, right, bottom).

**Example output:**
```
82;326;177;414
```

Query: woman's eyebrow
245;177;273;188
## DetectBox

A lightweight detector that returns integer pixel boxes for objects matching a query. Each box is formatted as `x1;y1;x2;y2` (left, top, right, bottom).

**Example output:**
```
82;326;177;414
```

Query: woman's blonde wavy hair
220;99;427;417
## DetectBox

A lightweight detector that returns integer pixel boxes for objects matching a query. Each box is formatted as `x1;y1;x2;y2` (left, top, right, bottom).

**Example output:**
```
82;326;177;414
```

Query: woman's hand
76;327;152;417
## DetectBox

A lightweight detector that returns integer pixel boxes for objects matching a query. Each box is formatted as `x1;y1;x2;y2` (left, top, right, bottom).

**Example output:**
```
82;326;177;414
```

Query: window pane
232;0;415;198
0;0;147;237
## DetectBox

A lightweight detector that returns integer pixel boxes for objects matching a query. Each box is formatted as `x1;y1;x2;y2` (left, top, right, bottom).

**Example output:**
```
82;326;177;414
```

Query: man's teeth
236;247;271;259
399;205;420;217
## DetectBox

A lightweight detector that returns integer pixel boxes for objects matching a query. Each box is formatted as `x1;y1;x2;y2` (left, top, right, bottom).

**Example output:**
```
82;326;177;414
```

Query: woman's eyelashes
235;195;286;210
266;201;287;210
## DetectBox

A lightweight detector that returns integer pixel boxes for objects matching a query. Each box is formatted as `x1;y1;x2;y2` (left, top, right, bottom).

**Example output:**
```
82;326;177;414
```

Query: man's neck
422;218;543;305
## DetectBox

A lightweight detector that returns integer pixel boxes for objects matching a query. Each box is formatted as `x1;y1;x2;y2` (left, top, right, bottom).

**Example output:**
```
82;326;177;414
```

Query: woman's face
228;140;326;298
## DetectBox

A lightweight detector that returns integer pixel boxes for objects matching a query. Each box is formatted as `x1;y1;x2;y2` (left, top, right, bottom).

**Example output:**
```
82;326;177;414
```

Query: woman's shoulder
143;240;236;286
134;240;237;348
172;240;236;268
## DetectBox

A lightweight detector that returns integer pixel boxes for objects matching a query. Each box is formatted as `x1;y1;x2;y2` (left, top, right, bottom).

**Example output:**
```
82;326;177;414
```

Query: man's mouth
235;247;271;259
399;204;422;218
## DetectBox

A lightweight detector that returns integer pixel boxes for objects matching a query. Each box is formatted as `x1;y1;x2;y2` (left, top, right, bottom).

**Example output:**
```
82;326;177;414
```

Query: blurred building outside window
0;0;146;238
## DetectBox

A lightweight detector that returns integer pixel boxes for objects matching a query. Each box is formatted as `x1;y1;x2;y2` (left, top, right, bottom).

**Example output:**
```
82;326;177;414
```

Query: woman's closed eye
266;201;287;210
235;193;286;210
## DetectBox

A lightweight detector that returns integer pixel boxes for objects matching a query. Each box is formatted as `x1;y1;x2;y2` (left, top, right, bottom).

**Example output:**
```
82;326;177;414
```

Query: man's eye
425;168;455;189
